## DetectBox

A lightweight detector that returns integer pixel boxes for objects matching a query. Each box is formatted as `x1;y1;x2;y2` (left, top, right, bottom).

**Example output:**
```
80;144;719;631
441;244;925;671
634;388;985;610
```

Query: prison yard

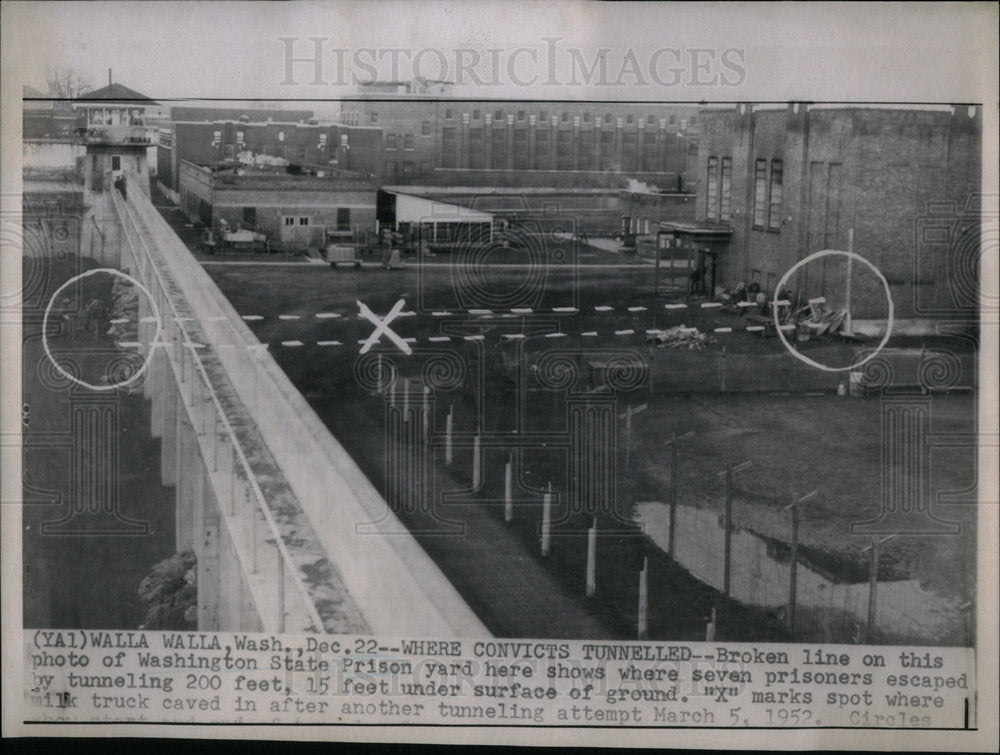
22;90;981;650
203;250;977;646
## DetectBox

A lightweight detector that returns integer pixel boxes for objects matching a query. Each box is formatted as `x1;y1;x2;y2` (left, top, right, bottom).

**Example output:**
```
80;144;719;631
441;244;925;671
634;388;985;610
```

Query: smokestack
108;68;112;86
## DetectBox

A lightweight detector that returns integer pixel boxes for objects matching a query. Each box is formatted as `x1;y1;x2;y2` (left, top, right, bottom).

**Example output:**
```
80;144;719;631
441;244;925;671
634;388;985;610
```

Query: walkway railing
114;187;489;637
113;188;324;633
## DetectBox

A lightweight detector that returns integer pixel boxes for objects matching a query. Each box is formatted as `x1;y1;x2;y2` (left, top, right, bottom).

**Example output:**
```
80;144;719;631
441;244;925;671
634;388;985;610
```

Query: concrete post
586;517;597;597
637;556;649;640
160;379;179;486
175;412;198;553
504;456;513;523
541;483;552;556
150;348;165;438
445;405;453;466
472;434;481;489
197;467;221;630
422;386;430;444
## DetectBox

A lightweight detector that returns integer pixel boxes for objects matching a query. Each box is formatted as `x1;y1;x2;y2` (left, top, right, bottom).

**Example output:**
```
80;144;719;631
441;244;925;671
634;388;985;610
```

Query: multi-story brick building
684;103;981;321
340;80;699;189
157;116;383;202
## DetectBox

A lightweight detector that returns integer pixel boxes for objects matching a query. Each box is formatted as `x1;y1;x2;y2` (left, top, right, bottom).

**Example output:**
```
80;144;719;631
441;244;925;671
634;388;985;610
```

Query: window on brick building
768;160;783;231
385;160;396;176
648;115;656;125
669;115;676;125
753;159;768;229
561;112;569;122
445;109;453;120
386;134;397;149
473;109;481;119
337;208;350;230
539;110;547;122
517;110;525;121
706;157;720;221
583;113;591;123
283;216;295;226
720;158;732;222
278;131;285;141
404;134;414;149
421;121;431;136
604;114;613;124
626;114;634;124
370;112;378;124
298;216;310;226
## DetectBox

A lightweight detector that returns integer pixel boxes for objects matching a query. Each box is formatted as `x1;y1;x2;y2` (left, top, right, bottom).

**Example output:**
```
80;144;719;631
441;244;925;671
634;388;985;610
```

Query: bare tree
45;66;93;99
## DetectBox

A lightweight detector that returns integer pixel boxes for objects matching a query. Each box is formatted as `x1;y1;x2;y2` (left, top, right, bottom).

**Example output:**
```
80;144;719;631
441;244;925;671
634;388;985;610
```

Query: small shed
376;189;494;245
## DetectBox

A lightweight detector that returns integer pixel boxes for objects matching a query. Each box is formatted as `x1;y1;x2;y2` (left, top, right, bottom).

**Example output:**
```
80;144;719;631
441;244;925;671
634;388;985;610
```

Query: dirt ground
203;252;978;644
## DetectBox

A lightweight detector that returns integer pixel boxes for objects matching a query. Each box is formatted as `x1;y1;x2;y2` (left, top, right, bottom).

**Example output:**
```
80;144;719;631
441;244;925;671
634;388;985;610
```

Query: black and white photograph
2;1;997;748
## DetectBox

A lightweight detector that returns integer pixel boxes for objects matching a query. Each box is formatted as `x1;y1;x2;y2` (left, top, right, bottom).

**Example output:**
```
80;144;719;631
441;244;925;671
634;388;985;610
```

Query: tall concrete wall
113;186;489;637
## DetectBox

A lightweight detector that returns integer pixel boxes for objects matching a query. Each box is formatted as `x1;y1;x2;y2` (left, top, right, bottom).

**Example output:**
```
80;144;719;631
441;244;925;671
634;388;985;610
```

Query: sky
3;1;996;110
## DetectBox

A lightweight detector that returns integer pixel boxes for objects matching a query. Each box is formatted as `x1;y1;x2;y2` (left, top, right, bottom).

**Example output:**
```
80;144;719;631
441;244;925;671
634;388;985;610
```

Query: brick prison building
340;79;699;189
157;111;383;203
689;103;982;321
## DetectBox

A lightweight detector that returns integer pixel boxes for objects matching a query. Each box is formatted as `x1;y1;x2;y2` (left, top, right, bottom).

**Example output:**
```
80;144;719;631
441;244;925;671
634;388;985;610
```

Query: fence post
277;545;285;633
782;489;817;638
866;535;878;641
864;534;895;642
445;404;453;466
504;455;513;522
666;431;694;557
637;556;648;640
422;386;430;444
789;499;798;636
723;464;733;596
586;517;597;597
541;483;552;556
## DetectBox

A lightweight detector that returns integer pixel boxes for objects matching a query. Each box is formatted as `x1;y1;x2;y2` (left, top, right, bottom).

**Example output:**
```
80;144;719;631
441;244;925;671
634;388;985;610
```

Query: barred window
720;157;733;222
706;157;720;221
768;160;783;231
753;159;768;228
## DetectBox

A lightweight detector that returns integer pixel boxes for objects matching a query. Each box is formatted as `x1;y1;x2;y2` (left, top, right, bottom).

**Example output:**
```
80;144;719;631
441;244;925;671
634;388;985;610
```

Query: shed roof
387;190;494;223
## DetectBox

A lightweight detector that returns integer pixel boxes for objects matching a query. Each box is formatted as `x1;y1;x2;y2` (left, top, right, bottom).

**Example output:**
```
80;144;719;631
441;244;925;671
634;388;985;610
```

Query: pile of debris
646;324;715;350
793;297;849;338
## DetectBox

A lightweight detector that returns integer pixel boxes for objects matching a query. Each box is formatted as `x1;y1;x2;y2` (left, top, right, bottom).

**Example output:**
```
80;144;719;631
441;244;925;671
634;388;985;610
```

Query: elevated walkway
111;186;490;636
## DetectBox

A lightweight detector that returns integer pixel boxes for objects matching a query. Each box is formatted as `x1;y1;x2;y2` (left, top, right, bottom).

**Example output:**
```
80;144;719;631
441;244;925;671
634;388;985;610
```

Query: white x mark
357;298;412;355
